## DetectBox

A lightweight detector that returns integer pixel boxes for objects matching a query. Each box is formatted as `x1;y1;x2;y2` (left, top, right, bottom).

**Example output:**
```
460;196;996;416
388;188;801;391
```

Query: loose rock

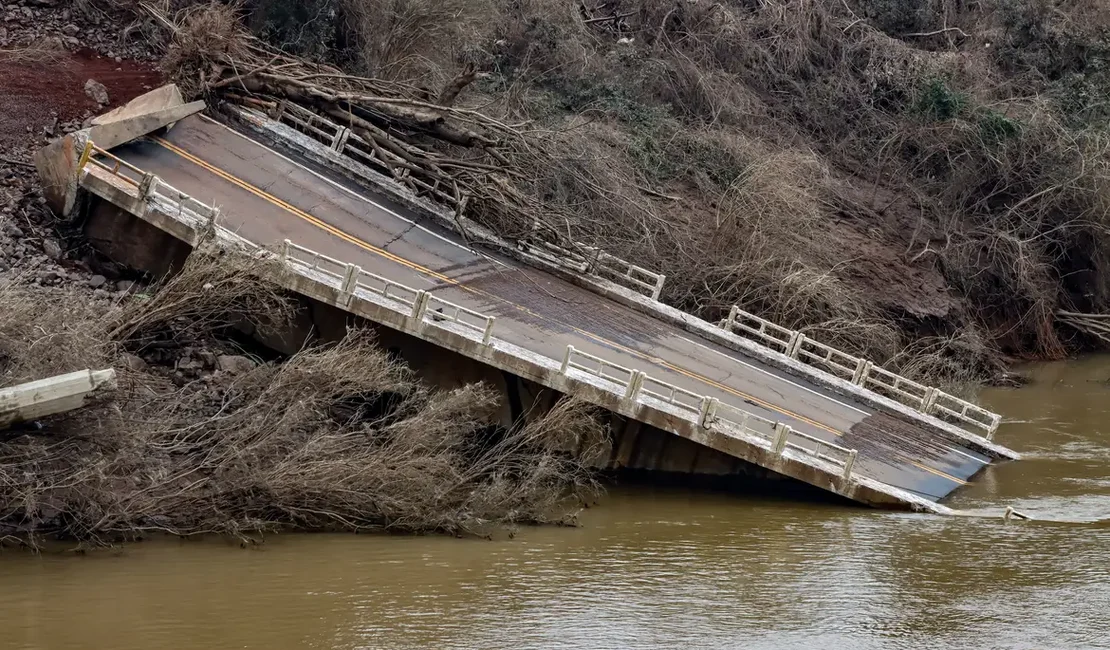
217;354;257;374
84;78;109;106
42;238;62;260
120;352;148;372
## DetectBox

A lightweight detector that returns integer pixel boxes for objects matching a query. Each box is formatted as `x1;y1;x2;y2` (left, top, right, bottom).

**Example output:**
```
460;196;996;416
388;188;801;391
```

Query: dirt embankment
1;0;162;291
0;49;161;149
0;0;161;151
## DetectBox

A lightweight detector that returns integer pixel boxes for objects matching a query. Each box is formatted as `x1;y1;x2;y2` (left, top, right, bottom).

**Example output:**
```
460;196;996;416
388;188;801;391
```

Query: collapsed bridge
35;85;1019;512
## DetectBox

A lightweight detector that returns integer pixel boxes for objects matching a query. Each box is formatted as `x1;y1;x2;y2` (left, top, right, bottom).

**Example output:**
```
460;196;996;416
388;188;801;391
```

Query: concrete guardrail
718;307;1002;438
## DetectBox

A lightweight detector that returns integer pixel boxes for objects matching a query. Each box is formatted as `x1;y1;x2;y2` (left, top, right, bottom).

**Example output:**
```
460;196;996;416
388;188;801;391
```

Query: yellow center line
148;136;969;487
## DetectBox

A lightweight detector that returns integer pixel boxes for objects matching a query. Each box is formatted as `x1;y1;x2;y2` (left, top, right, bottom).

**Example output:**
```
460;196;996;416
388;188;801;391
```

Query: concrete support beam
0;369;117;428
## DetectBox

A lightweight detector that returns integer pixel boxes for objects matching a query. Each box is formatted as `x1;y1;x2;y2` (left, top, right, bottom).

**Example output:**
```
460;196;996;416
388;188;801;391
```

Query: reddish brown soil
0;49;162;149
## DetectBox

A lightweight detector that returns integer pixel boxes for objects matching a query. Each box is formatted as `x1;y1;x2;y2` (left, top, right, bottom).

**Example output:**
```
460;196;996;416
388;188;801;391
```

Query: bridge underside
41;95;1019;511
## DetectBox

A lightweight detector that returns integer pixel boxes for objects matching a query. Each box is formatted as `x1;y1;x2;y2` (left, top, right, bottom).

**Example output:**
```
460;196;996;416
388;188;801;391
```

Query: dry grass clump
107;248;292;346
0;273;114;387
0;250;288;387
157;2;250;97
0;41;68;64
339;0;497;86
1;251;606;548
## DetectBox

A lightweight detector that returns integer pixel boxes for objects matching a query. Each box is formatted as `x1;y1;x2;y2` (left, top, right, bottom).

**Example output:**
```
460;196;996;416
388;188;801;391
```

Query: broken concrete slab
33;131;87;217
0;369;117;428
34;84;207;216
92;83;186;127
87;100;206;151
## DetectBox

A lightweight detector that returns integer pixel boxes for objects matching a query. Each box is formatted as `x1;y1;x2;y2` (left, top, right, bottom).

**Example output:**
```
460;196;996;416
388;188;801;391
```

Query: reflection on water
3;358;1110;649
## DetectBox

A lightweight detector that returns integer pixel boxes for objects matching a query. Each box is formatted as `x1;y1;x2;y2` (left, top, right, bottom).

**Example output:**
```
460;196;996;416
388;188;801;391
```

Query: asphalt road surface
112;114;992;502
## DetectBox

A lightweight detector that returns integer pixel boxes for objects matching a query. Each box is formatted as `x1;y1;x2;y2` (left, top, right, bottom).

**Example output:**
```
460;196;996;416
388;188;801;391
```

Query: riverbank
1;355;1106;648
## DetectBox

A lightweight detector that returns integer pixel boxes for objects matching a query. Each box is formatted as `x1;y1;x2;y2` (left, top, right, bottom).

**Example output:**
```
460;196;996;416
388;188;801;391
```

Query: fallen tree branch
905;27;969;38
0;156;34;169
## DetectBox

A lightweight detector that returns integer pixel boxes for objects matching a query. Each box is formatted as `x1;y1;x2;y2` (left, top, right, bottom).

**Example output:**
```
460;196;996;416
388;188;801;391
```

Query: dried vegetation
0;253;607;549
116;0;1110;388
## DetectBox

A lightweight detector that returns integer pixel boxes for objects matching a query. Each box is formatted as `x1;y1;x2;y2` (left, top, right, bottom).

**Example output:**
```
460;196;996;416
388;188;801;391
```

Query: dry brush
0;252;608;548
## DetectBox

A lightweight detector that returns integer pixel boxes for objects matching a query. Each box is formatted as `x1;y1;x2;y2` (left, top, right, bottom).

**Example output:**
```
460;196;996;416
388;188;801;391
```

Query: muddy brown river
3;358;1109;649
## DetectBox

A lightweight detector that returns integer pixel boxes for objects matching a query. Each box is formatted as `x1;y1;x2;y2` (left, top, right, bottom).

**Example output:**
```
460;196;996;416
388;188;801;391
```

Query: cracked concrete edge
35;86;202;218
224;104;1018;462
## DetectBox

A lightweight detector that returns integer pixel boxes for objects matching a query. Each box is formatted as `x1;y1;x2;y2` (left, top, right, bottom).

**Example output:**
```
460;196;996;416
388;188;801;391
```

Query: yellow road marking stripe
149;136;969;487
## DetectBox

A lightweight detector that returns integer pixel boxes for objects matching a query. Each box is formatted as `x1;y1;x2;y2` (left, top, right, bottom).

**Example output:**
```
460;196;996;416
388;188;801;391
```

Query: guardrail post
560;345;574;375
138;172;157;199
851;358;872;385
410;290;430;321
920;387;939;414
650;274;665;301
340;263;360;297
772;422;790;455
208;206;220;227
986;414;1001;440
842;449;857;481
482;317;495;346
280;239;291;262
720;306;738;332
76;139;94;173
623;371;645;402
697;396;719;428
331;127;350;152
786;332;806;359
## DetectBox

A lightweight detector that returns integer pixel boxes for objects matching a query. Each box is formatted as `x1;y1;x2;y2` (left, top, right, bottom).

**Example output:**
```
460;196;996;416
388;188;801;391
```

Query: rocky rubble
0;0;157;62
0;173;258;387
0;162;131;294
0;0;252;387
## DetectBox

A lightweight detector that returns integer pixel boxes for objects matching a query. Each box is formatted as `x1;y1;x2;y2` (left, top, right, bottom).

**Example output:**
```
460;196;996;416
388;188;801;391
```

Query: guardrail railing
80;141;144;187
77;144;862;484
558;346;857;479
81;141;222;225
274;101;348;151
280;239;497;346
718;305;1002;439
586;248;666;301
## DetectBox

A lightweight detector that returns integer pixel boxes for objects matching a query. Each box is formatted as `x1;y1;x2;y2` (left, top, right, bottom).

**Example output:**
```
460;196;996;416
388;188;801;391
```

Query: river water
2;358;1109;649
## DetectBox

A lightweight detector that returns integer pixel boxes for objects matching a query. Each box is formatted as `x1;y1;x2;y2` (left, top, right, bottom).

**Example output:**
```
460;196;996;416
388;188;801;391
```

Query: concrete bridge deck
59;105;1018;510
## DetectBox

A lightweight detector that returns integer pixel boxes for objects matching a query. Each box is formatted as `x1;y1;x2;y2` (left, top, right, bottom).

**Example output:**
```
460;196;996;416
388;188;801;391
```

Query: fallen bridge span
35;87;1019;511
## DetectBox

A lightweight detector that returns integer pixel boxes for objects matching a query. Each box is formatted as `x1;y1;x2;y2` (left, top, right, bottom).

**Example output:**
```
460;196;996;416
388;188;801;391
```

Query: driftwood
1057;310;1110;346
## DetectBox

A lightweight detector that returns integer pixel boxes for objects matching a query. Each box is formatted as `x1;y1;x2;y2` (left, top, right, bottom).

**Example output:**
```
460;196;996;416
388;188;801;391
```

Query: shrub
915;78;968;121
